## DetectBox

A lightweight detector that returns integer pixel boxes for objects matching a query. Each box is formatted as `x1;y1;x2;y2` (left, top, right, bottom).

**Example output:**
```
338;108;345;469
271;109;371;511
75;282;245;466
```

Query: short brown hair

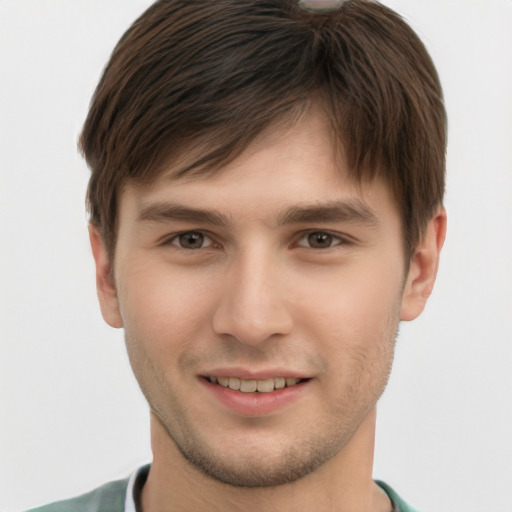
80;0;446;258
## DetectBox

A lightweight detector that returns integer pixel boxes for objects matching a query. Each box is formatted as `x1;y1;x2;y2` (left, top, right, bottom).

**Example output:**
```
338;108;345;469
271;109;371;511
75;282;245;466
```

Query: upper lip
201;367;309;380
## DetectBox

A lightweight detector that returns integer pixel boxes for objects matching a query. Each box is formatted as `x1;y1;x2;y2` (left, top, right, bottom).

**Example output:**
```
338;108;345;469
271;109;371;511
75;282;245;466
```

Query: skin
90;107;446;512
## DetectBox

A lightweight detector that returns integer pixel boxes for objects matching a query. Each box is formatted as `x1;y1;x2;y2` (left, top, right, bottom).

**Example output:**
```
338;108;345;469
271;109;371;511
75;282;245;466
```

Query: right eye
169;231;213;250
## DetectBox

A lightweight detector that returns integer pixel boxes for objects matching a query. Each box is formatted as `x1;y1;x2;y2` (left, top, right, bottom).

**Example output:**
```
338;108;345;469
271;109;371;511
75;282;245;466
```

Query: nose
212;249;294;346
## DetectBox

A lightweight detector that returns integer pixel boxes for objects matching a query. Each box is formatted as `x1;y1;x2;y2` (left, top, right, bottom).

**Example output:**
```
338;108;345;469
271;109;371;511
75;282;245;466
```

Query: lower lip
200;378;309;416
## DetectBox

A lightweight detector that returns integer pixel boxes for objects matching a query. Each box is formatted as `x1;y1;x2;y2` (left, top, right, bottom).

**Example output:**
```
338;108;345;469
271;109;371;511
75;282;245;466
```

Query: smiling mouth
204;376;307;393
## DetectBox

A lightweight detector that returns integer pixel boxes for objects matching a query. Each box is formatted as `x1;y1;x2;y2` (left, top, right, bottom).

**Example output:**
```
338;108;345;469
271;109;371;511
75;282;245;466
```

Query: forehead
120;106;398;225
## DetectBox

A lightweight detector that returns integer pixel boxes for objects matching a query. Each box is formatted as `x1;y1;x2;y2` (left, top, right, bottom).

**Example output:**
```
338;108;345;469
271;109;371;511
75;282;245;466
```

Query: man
29;0;446;510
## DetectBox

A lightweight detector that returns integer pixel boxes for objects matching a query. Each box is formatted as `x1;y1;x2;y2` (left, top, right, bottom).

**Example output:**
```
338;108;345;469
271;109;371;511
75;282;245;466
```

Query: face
93;108;434;488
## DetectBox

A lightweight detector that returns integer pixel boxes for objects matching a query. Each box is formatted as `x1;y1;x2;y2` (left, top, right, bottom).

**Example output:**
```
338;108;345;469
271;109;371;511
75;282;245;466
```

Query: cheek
296;259;403;397
116;258;218;354
312;267;401;405
303;258;403;339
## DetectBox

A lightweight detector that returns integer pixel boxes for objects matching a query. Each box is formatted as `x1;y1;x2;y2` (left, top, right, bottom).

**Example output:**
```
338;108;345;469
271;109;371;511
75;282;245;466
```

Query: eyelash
164;231;216;250
296;231;350;249
161;230;352;251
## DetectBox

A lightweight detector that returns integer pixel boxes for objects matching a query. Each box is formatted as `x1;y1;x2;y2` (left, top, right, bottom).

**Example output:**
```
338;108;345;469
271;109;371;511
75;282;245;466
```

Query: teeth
274;377;286;389
257;378;275;393
211;376;302;392
228;377;241;390
240;379;258;392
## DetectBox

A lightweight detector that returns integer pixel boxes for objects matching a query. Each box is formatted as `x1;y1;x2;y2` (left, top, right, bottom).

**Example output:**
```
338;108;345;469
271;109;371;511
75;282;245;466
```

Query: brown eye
176;232;206;249
297;231;344;249
307;232;334;248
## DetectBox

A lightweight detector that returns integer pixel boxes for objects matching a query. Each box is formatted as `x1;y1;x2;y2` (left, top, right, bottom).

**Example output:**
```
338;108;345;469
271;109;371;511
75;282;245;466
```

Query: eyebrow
137;203;231;226
136;199;379;228
277;200;380;227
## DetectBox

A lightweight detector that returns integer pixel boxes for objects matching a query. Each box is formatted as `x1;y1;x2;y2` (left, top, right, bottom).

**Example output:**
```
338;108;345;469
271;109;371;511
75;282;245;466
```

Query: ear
89;225;123;328
400;207;447;321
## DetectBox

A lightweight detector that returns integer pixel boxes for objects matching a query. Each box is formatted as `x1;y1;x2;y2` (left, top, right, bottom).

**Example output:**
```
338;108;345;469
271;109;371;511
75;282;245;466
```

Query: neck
141;407;392;512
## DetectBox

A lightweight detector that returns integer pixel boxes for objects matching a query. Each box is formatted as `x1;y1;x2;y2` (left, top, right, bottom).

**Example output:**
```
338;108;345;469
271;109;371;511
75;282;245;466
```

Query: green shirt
27;466;418;512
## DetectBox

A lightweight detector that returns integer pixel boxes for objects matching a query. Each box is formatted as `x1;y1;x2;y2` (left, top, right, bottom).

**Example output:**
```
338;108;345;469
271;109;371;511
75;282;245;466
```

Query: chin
171;428;341;488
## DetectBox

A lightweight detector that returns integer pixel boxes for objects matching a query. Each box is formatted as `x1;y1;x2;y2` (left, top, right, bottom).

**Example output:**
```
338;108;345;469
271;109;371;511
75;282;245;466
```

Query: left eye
170;232;213;249
297;231;343;249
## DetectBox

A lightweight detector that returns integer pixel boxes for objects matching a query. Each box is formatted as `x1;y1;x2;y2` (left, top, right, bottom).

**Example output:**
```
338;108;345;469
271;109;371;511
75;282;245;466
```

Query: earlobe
88;225;124;329
400;207;447;321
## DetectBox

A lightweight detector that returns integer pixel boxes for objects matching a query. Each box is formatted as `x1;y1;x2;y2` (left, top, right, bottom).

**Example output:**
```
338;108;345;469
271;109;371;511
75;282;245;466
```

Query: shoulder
376;480;420;512
26;476;129;512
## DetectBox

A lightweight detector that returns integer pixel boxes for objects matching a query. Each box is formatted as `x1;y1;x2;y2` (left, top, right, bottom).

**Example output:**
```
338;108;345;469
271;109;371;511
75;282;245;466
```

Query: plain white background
1;1;511;511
